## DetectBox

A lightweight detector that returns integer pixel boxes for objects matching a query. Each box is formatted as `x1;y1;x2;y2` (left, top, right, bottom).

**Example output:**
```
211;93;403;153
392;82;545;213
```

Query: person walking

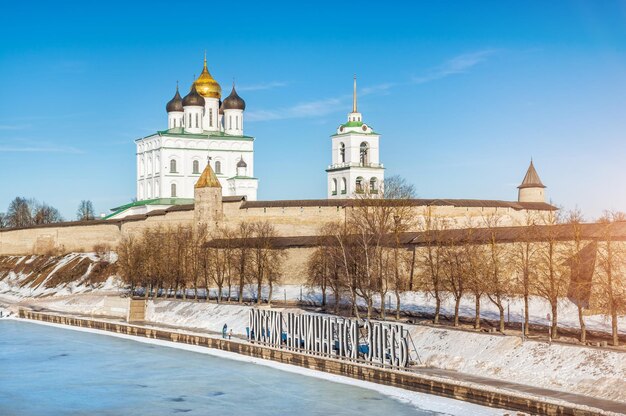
222;324;228;339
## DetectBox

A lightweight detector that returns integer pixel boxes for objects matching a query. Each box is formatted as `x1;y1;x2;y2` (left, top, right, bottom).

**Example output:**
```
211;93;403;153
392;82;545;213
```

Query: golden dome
194;56;221;99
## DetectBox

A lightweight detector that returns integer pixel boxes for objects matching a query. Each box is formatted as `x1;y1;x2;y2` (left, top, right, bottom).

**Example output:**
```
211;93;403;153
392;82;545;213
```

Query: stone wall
0;209;195;256
0;198;547;256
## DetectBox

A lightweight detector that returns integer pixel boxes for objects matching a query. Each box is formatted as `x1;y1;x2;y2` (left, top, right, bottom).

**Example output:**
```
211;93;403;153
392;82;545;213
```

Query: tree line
306;189;625;346
0;198;96;228
116;220;286;305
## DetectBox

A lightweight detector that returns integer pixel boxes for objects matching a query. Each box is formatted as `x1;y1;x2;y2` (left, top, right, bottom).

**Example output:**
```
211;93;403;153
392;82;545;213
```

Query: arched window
209;109;213;127
170;159;177;173
139;183;144;199
195;113;199;128
192;160;200;174
359;142;369;165
236;116;239;130
341;178;347;194
370;177;378;193
155;180;159;197
331;178;337;195
229;116;232;130
215;161;222;174
171;183;177;197
339;142;345;163
188;113;192;126
356;177;364;193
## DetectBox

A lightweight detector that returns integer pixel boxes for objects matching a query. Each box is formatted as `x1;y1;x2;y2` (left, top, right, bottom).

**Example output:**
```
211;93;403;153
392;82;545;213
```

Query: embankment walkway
15;309;625;416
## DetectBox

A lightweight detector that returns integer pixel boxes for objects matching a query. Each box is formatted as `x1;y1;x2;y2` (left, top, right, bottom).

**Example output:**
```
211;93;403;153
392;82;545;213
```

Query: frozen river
0;320;503;415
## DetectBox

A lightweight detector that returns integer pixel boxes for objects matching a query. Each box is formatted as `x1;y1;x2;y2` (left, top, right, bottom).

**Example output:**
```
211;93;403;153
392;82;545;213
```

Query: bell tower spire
352;74;358;113
347;75;362;123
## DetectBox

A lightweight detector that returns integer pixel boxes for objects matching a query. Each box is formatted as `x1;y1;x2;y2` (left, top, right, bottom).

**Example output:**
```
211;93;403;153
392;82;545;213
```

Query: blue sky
1;1;625;220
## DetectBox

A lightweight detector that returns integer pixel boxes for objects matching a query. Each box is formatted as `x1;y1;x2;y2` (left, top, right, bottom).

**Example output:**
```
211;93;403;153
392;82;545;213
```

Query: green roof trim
331;130;379;137
228;176;258;180
341;121;364;127
138;128;254;141
105;198;194;219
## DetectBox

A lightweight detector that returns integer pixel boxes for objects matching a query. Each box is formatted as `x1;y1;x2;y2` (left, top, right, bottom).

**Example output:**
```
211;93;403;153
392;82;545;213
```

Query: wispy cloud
0;124;29;131
237;81;289;92
361;83;396;96
412;49;496;84
247;97;345;122
0;145;84;154
0;137;83;154
247;50;495;122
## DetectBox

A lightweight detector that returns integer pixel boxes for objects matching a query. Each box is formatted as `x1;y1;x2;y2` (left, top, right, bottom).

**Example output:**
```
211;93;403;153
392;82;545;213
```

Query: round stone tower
518;160;546;203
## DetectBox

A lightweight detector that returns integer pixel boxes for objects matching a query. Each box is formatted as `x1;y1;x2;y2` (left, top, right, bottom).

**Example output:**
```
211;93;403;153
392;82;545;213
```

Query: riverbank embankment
17;309;625;416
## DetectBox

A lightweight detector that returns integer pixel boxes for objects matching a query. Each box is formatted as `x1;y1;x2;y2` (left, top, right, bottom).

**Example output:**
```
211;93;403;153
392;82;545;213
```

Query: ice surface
0;320;504;416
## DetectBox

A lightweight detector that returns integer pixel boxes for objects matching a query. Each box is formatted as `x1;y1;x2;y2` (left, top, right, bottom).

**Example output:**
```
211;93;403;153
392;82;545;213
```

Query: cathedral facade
135;57;258;204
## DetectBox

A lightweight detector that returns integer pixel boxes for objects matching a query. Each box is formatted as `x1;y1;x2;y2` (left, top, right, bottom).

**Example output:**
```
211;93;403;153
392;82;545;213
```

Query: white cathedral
135;56;258;204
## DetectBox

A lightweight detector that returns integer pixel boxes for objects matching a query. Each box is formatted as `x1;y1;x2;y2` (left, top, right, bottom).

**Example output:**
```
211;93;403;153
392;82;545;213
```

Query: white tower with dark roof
326;76;384;199
518;160;546;203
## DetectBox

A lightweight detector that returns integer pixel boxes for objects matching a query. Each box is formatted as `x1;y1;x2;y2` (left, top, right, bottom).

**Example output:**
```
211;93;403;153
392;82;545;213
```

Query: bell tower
326;76;384;198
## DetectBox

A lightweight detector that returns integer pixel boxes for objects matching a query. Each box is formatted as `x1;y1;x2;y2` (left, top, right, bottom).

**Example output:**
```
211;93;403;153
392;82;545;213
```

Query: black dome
222;85;246;110
237;157;247;168
166;87;183;112
182;84;206;107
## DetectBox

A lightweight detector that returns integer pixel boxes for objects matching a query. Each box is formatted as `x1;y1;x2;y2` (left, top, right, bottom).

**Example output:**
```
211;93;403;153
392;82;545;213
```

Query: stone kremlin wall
0;197;551;256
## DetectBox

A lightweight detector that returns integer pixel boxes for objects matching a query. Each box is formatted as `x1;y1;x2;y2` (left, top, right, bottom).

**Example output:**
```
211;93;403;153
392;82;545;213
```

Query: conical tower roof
518;160;546;189
195;162;221;189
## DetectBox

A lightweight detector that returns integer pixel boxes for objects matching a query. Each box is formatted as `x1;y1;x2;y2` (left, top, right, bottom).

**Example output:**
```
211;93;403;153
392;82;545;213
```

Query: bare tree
6;197;34;227
441;241;465;327
534;210;568;339
234;222;252;303
419;208;448;324
116;234;145;295
596;211;626;346
329;220;361;319
462;221;486;329
0;212;6;228
513;211;539;336
249;221;284;306
33;202;63;224
77;200;95;221
483;213;509;333
308;223;348;313
307;243;331;307
565;208;589;343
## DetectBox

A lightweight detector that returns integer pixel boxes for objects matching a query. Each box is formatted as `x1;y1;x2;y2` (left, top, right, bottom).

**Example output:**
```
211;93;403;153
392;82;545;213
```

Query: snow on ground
257;284;626;336
141;298;626;404
4;284;626;404
407;325;626;403
2;257;625;404
146;300;252;335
